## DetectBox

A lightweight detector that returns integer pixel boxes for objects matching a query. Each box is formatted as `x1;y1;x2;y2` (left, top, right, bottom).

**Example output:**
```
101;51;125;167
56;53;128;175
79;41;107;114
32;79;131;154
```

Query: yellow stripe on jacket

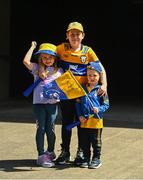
80;117;103;129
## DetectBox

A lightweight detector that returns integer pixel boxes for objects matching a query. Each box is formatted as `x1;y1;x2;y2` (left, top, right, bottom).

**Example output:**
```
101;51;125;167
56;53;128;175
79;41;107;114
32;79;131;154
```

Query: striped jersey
57;42;99;84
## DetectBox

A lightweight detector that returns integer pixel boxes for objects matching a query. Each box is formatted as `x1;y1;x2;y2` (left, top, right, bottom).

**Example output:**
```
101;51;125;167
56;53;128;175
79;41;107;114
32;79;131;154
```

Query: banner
43;70;86;100
23;78;42;97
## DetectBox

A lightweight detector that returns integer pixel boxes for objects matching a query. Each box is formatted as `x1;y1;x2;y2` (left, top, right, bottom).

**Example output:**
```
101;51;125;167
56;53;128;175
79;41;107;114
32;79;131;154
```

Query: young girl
23;41;63;168
75;62;109;169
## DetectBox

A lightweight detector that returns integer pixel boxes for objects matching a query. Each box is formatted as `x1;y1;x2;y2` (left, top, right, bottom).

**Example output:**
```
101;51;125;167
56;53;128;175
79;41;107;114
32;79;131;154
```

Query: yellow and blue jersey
57;42;99;84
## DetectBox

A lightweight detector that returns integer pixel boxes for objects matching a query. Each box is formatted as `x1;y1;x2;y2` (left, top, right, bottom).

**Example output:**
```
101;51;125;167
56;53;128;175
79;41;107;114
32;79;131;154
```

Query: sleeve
98;94;110;113
56;43;64;56
31;63;39;75
88;47;99;62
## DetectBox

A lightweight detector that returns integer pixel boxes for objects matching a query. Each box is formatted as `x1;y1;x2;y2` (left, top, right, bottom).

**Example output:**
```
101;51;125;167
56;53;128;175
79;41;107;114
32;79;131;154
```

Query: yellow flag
43;70;86;100
56;70;86;99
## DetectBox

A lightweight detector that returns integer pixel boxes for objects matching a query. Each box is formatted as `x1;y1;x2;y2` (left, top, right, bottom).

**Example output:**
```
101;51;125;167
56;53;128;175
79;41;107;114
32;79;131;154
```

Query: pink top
31;63;63;104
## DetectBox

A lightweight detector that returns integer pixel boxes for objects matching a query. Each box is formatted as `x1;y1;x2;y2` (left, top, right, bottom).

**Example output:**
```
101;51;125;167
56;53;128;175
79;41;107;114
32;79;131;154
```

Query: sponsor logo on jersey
69;65;78;70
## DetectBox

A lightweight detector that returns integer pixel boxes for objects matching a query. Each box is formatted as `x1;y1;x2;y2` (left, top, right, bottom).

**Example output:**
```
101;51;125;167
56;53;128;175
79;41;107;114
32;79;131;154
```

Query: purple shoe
37;154;55;168
44;151;56;161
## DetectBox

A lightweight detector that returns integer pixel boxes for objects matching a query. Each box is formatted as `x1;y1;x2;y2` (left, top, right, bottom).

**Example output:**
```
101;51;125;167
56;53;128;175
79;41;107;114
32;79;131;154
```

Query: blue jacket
76;84;109;119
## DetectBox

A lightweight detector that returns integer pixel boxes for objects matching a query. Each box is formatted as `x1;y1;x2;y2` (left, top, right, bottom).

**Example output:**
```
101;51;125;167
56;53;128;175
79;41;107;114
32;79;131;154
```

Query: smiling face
39;53;56;67
66;29;85;50
87;69;100;87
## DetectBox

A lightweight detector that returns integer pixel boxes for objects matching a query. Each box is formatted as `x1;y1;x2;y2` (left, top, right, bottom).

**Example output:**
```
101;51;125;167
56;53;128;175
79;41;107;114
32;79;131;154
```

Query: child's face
66;29;84;48
39;53;56;67
87;69;100;86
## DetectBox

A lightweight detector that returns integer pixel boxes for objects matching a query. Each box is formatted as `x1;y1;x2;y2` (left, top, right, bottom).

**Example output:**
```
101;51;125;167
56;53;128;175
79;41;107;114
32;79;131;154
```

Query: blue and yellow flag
43;70;86;100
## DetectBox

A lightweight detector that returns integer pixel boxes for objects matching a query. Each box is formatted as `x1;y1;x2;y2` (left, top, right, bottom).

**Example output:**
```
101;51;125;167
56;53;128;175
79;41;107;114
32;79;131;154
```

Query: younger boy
75;62;109;169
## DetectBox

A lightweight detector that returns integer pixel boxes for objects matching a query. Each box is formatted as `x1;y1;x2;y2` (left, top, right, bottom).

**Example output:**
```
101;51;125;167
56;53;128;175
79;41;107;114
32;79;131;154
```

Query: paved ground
0;98;143;179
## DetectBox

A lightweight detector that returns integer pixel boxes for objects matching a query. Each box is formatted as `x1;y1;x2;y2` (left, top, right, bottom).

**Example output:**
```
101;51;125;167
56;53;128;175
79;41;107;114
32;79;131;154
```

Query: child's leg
90;128;102;159
88;129;103;169
45;103;59;152
60;99;76;152
80;128;91;161
33;104;46;156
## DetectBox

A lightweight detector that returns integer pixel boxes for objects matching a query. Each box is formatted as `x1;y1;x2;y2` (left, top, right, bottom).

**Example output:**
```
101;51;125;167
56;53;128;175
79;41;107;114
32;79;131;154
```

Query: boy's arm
98;62;107;96
23;41;37;71
88;48;107;95
98;94;110;113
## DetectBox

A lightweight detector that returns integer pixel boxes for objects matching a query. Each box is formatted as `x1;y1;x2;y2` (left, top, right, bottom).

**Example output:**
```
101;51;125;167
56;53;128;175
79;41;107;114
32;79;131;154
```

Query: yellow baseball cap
66;22;84;32
34;43;58;57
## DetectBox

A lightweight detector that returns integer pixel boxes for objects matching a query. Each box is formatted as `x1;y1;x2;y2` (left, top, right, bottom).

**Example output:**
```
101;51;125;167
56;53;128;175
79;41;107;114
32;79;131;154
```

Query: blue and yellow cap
87;62;102;73
34;43;58;57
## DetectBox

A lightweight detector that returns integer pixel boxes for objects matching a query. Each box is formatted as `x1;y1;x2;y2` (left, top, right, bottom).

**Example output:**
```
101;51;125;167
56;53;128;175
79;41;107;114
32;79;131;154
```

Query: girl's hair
37;54;58;70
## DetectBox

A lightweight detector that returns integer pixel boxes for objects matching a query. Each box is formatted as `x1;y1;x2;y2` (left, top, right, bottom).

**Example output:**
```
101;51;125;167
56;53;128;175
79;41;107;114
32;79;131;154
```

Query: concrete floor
0;98;143;179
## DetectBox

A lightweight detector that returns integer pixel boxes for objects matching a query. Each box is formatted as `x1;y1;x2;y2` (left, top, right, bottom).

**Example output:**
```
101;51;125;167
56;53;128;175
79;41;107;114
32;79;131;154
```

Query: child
75;62;109;169
23;41;63;167
55;21;108;166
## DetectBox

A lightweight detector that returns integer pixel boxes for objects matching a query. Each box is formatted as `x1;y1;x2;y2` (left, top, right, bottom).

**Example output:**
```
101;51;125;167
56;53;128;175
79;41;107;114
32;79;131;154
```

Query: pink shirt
31;63;63;104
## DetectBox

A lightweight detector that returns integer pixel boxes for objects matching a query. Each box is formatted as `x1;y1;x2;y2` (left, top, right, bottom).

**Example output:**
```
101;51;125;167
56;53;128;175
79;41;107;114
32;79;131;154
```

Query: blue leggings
33;103;59;156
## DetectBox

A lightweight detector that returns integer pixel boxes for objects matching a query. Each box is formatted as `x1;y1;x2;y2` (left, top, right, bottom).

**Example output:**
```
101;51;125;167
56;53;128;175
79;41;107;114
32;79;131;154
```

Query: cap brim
67;27;83;32
34;50;58;57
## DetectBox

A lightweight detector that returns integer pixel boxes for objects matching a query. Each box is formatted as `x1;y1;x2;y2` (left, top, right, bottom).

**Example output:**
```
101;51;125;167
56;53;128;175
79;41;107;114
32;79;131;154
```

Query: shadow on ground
0;159;77;172
0;159;37;172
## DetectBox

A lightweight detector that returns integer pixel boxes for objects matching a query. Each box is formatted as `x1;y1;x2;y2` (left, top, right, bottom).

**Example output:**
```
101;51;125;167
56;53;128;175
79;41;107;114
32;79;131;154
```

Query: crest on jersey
80;55;87;63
